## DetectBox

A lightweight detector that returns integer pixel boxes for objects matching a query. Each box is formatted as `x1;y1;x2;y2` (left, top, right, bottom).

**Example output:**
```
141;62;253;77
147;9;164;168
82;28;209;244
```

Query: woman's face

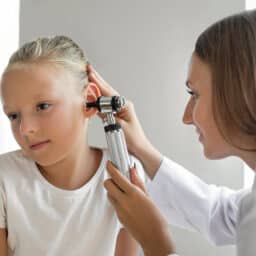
183;53;233;159
0;63;88;166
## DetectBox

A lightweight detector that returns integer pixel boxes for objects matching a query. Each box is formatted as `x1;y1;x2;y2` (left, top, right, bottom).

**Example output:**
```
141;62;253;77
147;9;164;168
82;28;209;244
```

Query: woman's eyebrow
185;80;191;88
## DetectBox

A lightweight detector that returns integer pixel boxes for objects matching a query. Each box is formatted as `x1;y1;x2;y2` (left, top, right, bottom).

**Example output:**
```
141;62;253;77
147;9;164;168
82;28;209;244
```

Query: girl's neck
37;144;103;190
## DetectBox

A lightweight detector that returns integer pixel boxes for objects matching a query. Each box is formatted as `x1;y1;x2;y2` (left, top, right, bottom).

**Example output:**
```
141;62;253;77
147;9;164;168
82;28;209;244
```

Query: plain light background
0;0;20;153
0;1;251;255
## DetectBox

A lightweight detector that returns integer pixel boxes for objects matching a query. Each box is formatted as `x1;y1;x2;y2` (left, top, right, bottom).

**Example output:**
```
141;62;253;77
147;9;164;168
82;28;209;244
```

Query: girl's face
1;63;91;166
183;54;233;159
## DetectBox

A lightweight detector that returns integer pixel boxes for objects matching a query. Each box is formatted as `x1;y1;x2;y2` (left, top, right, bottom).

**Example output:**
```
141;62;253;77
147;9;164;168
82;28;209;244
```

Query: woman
87;9;256;256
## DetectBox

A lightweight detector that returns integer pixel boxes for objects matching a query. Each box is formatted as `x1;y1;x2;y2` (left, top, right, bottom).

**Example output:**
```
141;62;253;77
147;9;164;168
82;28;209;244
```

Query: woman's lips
30;140;50;150
196;129;203;141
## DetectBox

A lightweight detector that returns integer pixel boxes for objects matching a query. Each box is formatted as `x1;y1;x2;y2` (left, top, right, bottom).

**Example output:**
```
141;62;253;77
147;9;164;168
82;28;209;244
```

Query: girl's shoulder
0;150;32;176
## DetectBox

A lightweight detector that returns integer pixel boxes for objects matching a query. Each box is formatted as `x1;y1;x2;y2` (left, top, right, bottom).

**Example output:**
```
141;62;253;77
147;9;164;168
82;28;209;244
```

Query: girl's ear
83;82;101;118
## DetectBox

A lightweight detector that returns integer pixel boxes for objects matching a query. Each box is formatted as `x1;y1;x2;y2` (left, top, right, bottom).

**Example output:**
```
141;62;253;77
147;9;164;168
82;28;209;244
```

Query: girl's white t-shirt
0;149;144;256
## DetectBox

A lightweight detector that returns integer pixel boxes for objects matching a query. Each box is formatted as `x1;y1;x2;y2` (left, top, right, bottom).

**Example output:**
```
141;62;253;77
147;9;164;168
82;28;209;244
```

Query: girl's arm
115;228;139;256
0;228;8;256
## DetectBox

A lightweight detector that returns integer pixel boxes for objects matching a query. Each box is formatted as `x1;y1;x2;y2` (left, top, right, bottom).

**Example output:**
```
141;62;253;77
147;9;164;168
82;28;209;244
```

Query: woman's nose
182;100;193;125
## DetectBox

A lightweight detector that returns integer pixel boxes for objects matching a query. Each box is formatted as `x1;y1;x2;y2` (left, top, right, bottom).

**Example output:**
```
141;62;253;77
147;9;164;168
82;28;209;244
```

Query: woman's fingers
106;161;133;194
107;193;122;211
104;179;126;205
86;64;119;96
87;64;107;85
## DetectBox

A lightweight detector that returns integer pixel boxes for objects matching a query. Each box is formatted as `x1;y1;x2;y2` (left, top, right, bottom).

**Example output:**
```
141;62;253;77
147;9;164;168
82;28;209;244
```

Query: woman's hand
104;161;176;256
87;64;147;153
87;64;162;178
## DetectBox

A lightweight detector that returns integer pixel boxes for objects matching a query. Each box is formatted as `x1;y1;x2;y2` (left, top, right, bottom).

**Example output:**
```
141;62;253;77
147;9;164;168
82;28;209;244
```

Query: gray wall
20;1;244;255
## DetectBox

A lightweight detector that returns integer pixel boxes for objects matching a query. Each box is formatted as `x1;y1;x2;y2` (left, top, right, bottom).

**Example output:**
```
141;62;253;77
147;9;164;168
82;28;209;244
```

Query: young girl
0;36;142;255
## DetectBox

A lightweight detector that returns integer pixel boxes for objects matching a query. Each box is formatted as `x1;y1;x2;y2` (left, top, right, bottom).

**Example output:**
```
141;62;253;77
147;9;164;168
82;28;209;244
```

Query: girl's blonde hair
4;35;89;89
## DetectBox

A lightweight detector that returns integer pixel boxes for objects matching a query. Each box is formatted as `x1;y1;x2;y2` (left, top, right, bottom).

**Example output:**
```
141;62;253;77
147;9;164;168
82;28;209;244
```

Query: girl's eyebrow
3;94;54;111
3;105;10;112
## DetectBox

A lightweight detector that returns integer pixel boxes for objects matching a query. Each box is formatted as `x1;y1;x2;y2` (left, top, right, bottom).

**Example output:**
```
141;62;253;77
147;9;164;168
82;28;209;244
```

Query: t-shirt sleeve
0;184;6;228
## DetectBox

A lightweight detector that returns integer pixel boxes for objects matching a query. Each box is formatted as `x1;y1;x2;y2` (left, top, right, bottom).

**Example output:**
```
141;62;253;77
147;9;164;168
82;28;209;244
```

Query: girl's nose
19;115;39;136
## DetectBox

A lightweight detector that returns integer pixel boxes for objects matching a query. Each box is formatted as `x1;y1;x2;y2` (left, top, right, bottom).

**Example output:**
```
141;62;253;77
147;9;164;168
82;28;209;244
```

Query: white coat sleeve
147;156;250;246
236;179;256;256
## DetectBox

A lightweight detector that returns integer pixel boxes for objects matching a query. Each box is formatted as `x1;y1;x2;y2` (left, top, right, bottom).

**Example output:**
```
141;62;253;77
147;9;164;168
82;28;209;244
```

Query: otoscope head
86;96;126;114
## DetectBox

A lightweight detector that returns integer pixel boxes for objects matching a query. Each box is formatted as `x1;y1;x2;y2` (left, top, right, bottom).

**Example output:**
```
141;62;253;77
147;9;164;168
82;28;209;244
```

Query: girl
0;35;142;255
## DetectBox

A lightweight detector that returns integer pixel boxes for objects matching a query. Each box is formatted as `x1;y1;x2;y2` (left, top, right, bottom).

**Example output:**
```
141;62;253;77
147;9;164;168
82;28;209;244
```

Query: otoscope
86;96;132;180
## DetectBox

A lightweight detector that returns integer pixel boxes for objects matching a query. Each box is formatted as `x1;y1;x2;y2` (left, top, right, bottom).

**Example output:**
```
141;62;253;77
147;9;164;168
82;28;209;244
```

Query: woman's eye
37;103;51;111
186;88;194;96
186;89;198;99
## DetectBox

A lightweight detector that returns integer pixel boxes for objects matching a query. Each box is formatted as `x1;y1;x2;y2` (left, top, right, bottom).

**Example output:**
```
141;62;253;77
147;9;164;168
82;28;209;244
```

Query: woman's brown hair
195;9;256;151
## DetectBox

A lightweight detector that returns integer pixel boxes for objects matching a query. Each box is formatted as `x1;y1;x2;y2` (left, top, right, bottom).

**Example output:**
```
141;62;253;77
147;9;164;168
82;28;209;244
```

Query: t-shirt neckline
29;149;107;196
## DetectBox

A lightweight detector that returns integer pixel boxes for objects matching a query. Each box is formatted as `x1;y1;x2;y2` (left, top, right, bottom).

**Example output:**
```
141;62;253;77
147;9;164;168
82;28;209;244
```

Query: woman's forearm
134;141;163;179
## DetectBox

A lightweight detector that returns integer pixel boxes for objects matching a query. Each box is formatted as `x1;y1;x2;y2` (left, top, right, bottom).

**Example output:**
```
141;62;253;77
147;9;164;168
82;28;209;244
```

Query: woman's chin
203;146;230;160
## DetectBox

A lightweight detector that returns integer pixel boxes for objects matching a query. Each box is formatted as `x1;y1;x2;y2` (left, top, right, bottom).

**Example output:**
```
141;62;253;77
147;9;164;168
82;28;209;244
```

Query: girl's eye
7;113;19;121
36;103;51;111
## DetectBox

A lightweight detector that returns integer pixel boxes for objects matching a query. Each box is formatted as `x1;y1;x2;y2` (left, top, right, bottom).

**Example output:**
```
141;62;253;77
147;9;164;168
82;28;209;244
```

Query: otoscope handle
104;123;132;179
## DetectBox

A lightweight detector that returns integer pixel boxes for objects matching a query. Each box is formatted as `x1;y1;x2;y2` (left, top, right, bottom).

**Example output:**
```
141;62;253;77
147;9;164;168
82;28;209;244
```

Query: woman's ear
83;82;101;118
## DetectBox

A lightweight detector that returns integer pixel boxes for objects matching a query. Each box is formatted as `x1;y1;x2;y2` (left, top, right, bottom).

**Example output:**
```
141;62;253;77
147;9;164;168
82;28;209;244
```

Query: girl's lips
30;140;50;150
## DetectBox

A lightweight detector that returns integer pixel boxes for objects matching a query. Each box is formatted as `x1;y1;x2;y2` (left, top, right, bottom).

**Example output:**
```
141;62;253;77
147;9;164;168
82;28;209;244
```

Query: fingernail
107;160;115;169
130;167;137;181
131;162;137;174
